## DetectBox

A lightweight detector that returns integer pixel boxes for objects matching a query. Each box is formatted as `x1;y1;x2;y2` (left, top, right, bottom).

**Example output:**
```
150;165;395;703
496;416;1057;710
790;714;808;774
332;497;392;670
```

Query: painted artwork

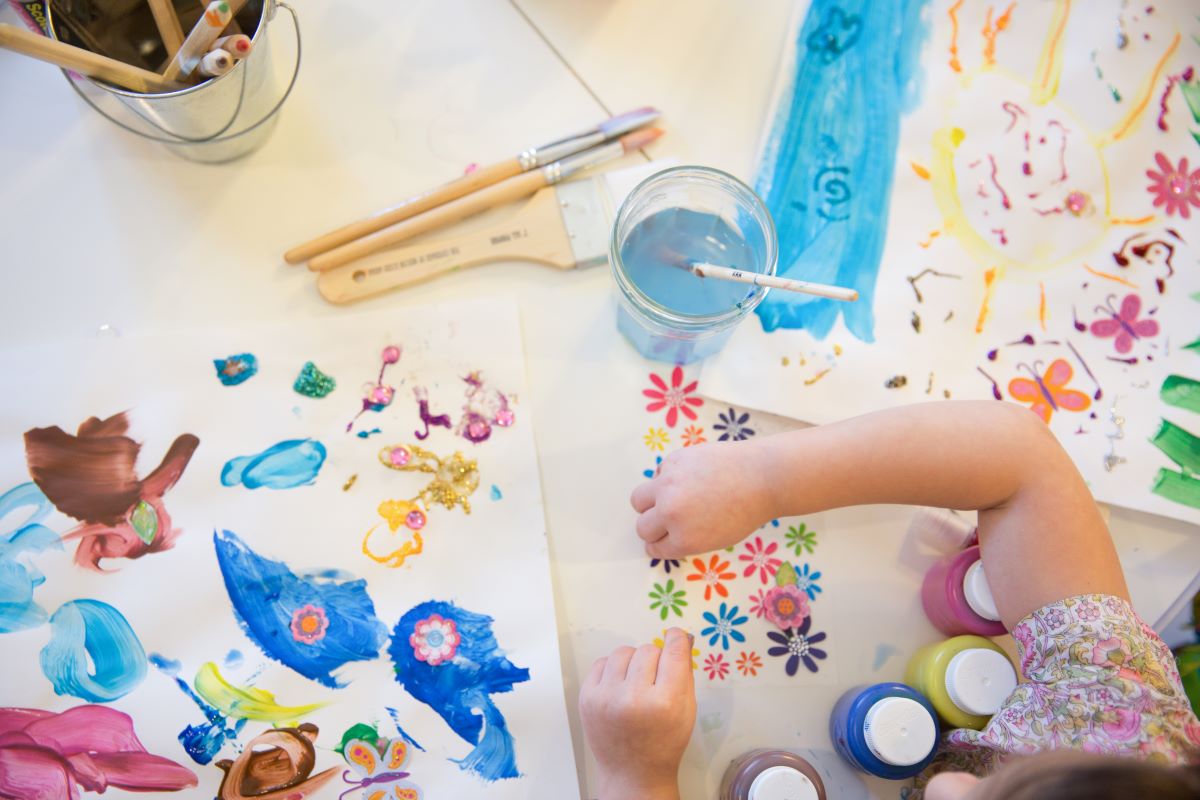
0;299;578;798
704;0;1200;524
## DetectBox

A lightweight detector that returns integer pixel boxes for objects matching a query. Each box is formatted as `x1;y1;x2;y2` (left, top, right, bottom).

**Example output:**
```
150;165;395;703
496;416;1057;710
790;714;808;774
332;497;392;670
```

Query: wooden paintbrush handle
317;187;574;304
0;24;184;93
285;159;524;265
147;0;185;59
308;169;549;272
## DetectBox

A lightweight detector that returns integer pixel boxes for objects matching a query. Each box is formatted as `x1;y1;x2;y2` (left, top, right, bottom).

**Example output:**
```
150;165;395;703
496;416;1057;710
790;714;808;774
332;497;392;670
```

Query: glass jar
610;166;777;364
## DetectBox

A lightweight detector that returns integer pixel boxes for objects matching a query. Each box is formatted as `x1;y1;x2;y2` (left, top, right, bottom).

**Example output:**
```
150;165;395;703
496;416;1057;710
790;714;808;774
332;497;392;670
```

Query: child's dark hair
973;751;1200;800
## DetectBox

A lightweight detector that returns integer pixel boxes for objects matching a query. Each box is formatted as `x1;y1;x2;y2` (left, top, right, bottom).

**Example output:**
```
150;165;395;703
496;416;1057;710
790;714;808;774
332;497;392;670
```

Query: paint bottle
921;545;1005;637
719;749;826;800
610;166;778;364
829;683;940;780
904;636;1017;730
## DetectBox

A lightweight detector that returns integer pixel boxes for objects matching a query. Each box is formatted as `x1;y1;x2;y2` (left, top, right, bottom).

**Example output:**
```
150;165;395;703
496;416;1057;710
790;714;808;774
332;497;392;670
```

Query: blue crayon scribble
213;353;258;386
149;652;182;676
0;482;62;634
213;530;387;688
151;654;246;764
40;599;147;702
389;600;529;781
220;439;327;490
754;0;931;341
386;707;426;752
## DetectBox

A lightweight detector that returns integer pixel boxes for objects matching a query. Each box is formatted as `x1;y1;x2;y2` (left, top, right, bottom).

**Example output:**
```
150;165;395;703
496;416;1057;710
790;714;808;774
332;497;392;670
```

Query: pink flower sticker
762;585;810;631
409;613;460;666
739;536;782;584
643;366;703;428
290;604;329;645
1146;153;1200;218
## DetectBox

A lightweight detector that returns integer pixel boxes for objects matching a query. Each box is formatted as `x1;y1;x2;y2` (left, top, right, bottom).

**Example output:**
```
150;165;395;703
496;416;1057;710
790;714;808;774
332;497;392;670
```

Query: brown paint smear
215;724;337;800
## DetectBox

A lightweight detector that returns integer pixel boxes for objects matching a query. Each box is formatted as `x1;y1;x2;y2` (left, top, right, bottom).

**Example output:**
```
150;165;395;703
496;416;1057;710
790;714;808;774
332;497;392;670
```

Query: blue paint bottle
830;682;939;780
610;166;777;364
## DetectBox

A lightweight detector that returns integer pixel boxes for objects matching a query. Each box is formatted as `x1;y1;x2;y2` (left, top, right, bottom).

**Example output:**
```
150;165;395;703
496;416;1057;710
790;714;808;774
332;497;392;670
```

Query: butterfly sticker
340;738;419;800
1007;359;1091;424
1089;294;1159;354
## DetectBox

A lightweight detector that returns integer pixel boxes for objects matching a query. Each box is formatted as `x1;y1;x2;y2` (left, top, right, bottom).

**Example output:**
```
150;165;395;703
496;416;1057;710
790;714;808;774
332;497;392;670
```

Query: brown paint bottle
719;749;827;800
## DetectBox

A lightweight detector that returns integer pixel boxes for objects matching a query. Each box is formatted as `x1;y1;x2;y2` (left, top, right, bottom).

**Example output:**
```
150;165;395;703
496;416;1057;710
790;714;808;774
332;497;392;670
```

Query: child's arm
631;401;1128;628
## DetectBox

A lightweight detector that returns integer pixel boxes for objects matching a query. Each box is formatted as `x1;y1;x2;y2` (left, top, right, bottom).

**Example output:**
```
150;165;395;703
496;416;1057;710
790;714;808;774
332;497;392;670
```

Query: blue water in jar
616;207;767;364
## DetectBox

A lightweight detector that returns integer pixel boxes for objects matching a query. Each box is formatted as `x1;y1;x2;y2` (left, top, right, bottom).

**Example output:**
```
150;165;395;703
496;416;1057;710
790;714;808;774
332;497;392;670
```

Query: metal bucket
47;0;301;163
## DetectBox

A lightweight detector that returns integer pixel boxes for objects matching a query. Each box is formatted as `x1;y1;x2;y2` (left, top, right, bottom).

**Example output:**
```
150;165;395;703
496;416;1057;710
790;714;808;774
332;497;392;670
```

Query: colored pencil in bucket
146;0;185;60
196;47;232;77
162;0;230;81
212;33;251;58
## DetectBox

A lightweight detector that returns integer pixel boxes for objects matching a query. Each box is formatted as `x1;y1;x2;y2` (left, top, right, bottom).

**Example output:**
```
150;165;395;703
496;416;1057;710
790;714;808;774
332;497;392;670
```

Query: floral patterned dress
913;594;1200;792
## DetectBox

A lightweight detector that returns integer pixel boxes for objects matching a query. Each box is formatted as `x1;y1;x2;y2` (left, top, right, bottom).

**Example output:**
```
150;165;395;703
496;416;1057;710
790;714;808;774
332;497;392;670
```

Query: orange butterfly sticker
1007;359;1091;423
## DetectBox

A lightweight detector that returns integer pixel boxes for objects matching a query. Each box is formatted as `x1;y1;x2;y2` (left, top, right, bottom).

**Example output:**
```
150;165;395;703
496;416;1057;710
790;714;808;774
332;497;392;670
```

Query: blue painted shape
213;353;258;386
386;707;426;752
40;599;147;702
389;600;529;781
754;0;931;341
149;652;182;676
213;530;387;688
0;482;62;634
224;649;244;668
490;485;502;501
220;439;327;489
149;651;246;764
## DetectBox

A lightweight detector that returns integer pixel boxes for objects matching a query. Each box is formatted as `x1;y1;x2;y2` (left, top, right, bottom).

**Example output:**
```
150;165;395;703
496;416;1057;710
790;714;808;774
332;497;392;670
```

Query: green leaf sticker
129;500;157;545
775;561;799;587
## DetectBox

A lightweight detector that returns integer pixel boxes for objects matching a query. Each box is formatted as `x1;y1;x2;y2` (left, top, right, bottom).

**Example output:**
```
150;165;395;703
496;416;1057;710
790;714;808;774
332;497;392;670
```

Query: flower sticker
762;585;810;631
644;367;703;428
739;536;782;584
653;629;699;670
748;588;770;619
736;650;763;677
644;427;670;452
650;557;681;574
687;554;736;601
681;425;707;447
766;617;828;676
290;604;329;645
649;579;688;621
794;563;823;600
714;408;755;441
701;602;749;650
785;523;818;555
1145;152;1200;218
409;613;459;666
704;653;729;681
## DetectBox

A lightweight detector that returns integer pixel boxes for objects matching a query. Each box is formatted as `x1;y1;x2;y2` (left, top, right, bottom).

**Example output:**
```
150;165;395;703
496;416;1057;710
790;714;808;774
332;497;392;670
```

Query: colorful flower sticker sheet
702;0;1200;525
0;298;578;798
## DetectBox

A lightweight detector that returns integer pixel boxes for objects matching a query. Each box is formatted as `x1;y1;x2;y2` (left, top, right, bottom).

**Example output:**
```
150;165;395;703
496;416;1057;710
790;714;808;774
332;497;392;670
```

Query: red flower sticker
1145;152;1200;219
644;367;704;428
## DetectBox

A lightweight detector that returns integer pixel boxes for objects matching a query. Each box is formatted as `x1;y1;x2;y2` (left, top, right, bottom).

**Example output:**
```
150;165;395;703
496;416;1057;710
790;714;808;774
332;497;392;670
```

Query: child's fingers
601;645;636;683
626;643;663;685
635;507;669;544
657;628;695;689
630;480;657;513
584;656;606;688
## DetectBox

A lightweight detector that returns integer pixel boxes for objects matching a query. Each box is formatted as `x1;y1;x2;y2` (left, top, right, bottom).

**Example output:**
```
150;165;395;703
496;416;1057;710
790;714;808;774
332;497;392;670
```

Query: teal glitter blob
213;353;258;386
293;362;337;398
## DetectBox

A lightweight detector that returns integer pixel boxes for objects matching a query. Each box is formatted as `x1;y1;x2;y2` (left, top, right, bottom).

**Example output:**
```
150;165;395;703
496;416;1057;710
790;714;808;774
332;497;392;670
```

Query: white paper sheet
0;297;578;798
703;0;1200;525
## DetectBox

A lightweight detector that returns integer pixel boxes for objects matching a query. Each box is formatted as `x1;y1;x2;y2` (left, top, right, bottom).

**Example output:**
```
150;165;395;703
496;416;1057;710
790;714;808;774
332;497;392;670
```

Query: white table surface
2;1;1197;798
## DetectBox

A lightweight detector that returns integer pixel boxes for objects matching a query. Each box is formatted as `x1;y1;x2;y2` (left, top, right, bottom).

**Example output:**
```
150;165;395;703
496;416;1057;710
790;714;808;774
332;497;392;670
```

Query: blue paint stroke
213;530;387;688
40;599;147;702
872;642;898;671
220;439;327;490
490;485;502;501
149;652;182;676
224;649;244;669
386;707;426;752
754;0;931;341
0;482;62;633
356;427;382;439
389;600;529;781
213;353;258;386
151;653;246;764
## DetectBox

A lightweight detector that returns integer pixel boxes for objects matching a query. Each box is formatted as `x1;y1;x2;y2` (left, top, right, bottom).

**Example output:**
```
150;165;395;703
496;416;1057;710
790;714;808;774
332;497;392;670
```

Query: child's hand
579;628;696;800
631;441;774;558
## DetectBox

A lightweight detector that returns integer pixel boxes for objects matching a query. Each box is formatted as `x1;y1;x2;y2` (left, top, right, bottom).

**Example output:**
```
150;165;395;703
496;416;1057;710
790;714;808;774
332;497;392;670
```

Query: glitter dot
406;509;426;530
382;346;402;364
389;447;411;467
495;409;515;427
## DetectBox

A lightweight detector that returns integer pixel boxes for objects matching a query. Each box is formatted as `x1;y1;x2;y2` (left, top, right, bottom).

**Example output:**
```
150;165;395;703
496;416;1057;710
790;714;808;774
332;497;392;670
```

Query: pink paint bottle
921;545;1005;637
719;749;827;800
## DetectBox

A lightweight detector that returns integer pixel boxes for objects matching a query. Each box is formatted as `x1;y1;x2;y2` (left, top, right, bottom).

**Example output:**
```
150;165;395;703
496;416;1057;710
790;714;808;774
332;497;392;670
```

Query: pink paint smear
0;705;197;799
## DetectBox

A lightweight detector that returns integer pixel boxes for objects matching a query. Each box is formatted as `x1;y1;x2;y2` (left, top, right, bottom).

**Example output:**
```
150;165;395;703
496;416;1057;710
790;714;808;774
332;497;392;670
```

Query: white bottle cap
944;648;1017;716
862;697;938;767
748;766;820;800
962;560;1002;622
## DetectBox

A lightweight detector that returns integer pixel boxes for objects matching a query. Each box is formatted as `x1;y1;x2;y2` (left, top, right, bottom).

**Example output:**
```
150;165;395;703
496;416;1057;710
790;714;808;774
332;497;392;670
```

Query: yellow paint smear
975;267;999;334
1083;263;1138;288
194;662;324;724
982;3;1016;68
1103;33;1180;145
804;368;833;386
1038;282;1047;332
918;229;942;248
1109;215;1156;226
1032;0;1071;105
911;161;931;180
